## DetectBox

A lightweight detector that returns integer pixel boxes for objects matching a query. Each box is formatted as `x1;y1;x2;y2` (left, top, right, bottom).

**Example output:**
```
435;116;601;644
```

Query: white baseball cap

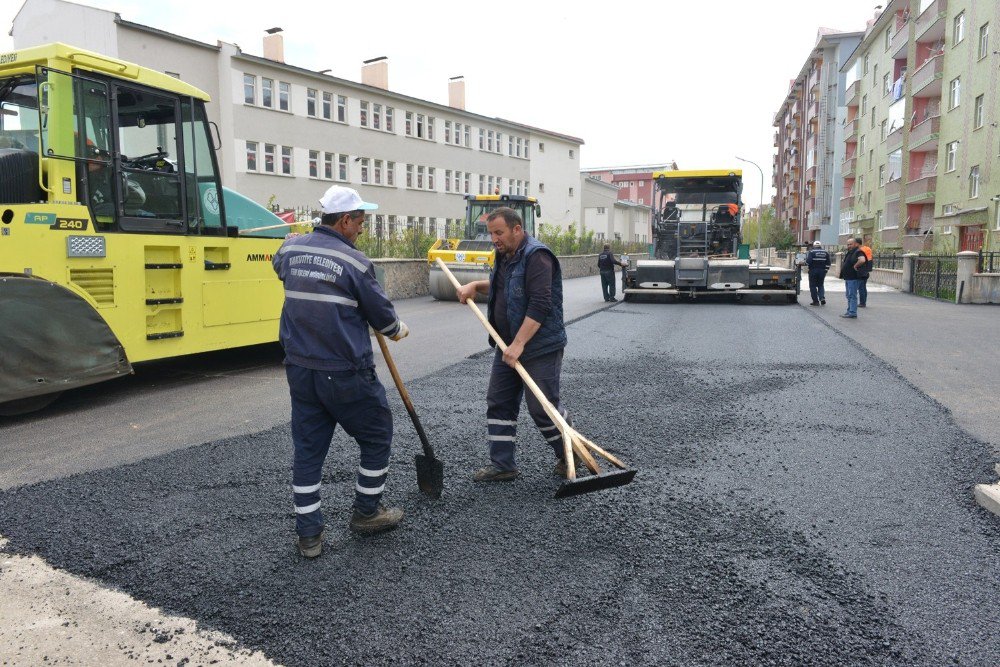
813;241;822;247
318;185;378;214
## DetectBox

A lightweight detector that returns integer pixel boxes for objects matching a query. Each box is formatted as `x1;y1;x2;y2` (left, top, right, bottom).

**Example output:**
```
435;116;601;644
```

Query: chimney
448;75;466;110
362;57;389;90
263;28;284;63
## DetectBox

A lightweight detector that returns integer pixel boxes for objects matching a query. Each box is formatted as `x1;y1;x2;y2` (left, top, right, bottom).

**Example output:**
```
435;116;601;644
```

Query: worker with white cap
272;185;408;557
805;240;831;306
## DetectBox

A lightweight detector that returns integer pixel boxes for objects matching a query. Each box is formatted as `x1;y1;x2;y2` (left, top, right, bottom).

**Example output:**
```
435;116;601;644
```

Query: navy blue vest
487;236;567;360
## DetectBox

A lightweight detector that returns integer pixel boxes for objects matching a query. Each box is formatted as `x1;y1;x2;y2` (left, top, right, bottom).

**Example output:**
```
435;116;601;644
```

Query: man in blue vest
805;240;831;306
273;185;409;558
455;207;576;481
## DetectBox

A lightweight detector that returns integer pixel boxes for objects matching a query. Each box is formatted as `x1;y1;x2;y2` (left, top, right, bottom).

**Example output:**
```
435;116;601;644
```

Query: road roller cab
427;194;540;301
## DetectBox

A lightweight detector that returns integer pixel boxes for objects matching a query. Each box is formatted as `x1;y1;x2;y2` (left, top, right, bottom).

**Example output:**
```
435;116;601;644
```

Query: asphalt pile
2;303;998;666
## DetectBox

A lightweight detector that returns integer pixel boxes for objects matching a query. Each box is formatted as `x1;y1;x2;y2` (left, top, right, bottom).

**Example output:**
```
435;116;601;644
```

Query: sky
1;0;883;207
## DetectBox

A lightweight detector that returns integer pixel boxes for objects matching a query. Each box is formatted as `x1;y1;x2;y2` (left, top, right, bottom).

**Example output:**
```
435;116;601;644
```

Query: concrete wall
870;267;903;289
373;253;649;300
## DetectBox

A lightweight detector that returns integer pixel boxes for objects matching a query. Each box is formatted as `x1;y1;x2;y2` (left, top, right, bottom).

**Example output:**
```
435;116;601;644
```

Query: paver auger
435;259;636;498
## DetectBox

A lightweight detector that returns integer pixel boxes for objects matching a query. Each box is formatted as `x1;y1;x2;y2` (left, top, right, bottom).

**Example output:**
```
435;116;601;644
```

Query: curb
974;483;1000;519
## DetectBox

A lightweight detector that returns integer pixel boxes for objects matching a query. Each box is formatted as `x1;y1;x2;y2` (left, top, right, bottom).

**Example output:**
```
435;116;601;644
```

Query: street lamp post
735;156;765;266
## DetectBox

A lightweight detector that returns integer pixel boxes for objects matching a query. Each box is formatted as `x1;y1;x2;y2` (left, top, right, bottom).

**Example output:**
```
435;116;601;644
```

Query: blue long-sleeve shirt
272;226;400;371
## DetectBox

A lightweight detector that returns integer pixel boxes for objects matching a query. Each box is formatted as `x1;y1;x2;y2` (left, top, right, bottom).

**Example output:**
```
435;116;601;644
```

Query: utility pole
736;156;765;265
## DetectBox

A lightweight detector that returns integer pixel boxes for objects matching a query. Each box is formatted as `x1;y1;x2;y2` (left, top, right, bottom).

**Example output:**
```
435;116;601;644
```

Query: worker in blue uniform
805;240;832;306
273;185;409;558
455;207;577;482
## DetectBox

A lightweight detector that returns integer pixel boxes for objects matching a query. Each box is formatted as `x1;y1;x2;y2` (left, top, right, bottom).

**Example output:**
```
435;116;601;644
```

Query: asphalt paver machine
623;169;799;302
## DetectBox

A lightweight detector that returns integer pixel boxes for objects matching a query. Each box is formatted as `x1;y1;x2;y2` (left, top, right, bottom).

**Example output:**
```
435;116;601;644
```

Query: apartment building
840;0;1000;252
773;29;862;246
11;0;584;235
580;177;651;244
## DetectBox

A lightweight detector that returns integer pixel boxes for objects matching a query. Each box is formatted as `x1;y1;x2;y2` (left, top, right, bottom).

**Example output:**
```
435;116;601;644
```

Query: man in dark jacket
839;236;869;318
805;241;832;306
455;207;576;481
598;244;627;302
273;185;408;558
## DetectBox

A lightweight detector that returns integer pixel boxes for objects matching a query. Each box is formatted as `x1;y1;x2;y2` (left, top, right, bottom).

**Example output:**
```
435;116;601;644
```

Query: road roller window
0;74;45;204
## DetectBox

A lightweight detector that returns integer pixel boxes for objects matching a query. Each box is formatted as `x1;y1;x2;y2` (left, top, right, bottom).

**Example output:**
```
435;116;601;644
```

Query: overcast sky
1;0;882;206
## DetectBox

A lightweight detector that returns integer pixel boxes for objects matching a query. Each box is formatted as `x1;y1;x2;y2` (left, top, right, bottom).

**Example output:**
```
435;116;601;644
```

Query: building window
954;11;965;45
884;26;891;51
979;23;990;60
517;137;523;157
360;158;370;184
428;167;436;190
416;114;425;139
306;89;317;116
487;130;494;152
876;210;884;230
453;170;460;192
445;169;452;192
374;159;383;185
261;78;273;108
322;92;332;120
538;142;545;153
387;161;395;186
880;119;888;141
278;82;290;111
309;150;319;178
861;94;867;116
243;74;256;105
872;63;878;87
463;172;470;193
324;152;334;180
539;182;545;193
445;120;452;144
337;95;347;123
427;117;435;141
949;77;961;110
508;135;514;156
245;140;257;170
970;165;980;198
417;165;425;189
878;164;885;187
946;141;958;172
386;107;394;132
863;53;869;75
479;174;485;194
360;101;369;128
975;94;985;129
569;149;575;159
479;128;485;150
882;72;890;96
338;154;348;181
869;149;874;170
281;146;292;175
463;124;471;147
405;111;413;136
568;186;574;197
373;103;382;130
406;164;414;188
263;143;276;173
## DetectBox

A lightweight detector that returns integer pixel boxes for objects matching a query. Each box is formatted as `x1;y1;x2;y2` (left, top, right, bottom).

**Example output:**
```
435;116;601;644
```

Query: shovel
374;330;444;498
435;258;636;498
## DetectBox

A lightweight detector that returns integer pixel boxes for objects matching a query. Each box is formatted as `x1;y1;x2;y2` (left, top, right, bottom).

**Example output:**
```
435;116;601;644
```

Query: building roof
773;29;864;122
582;162;678;173
840;0;905;73
112;12;582;145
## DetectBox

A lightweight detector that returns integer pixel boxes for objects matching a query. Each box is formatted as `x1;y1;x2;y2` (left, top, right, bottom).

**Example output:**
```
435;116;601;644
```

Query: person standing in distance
839;236;868;319
455;207;578;481
858;241;874;308
272;185;409;558
598;244;627;302
805;241;831;306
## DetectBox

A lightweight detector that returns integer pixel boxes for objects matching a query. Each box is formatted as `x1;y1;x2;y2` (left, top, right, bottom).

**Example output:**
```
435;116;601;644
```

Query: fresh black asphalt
1;302;998;665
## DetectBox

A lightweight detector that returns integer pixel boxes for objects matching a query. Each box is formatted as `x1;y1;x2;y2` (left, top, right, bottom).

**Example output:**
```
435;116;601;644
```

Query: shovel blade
415;453;444;498
555;469;636;499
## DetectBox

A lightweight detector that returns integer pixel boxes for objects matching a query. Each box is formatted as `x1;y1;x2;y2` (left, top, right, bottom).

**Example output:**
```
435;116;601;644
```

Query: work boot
821;299;826;305
297;531;324;558
349;504;404;535
473;465;519;482
810;301;819;306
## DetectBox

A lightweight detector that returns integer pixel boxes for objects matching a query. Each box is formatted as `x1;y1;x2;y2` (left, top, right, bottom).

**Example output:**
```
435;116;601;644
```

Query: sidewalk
804;274;1000;514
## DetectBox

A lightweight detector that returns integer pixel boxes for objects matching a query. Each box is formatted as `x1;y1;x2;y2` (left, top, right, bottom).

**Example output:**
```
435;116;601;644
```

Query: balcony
789;207;800;220
905;175;936;203
908;115;940;153
845;80;860;107
809;99;820;119
841;193;855;208
885;177;902;201
806;165;816;183
841;156;856;177
844;117;859;142
886;126;903;152
912;54;943;98
805;196;816;211
890;15;909;59
915;0;948;44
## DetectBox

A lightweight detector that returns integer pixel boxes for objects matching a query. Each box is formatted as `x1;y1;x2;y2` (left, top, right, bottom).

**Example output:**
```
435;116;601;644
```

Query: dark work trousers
486;348;571;471
808;269;827;303
285;364;393;537
600;270;616;300
859;277;869;306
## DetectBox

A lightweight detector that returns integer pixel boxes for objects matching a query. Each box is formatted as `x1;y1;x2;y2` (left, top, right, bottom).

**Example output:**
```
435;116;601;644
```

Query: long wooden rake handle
435;259;610;480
